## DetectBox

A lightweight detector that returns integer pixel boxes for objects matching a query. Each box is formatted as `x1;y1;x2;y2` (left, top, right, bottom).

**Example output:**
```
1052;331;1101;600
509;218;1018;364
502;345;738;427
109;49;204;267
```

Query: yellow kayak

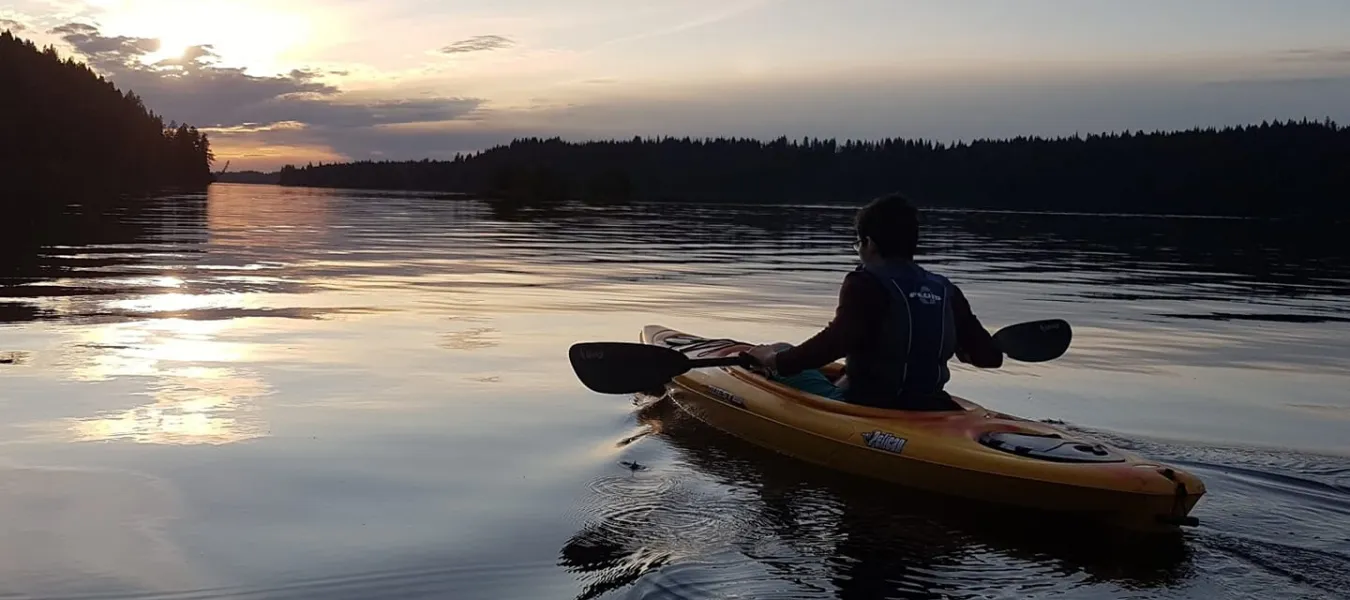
641;324;1205;533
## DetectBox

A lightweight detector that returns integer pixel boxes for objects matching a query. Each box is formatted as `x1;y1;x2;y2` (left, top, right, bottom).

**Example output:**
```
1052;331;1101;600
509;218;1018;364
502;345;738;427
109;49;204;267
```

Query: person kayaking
745;192;1004;409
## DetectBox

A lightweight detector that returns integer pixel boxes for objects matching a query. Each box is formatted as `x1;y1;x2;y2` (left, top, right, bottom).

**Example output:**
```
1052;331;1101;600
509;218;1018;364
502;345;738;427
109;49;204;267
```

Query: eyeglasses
852;238;864;251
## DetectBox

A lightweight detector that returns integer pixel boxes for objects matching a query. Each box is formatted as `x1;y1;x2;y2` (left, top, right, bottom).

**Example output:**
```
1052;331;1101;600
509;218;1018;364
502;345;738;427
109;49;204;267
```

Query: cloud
1277;48;1350;63
200;121;308;135
50;22;160;70
151;43;221;68
210;119;526;168
290;68;350;79
46;22;484;166
1;18;26;32
51;22;338;123
439;34;514;54
244;96;483;129
590;0;776;50
1203;75;1350;88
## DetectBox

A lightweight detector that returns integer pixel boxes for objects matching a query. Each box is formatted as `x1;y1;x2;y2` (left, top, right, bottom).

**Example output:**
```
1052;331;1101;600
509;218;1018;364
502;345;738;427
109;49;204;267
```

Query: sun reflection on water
69;370;270;445
105;291;258;315
72;318;253;382
60;305;271;445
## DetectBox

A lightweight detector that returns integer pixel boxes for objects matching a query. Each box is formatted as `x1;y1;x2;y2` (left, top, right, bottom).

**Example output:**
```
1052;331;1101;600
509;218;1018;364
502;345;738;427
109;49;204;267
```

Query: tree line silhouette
278;119;1349;216
215;170;281;185
1;29;214;210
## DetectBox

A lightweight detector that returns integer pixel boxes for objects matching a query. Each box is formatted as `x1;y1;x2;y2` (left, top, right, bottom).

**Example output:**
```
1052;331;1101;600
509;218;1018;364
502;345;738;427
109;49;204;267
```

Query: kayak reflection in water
745;193;1004;410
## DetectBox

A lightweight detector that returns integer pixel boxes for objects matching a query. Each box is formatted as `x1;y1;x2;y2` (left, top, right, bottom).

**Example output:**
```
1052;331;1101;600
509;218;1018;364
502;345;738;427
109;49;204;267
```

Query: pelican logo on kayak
862;431;908;454
908;286;942;306
706;386;745;407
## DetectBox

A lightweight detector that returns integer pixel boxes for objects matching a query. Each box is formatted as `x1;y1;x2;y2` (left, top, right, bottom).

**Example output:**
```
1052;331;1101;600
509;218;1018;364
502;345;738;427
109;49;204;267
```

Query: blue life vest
843;260;958;409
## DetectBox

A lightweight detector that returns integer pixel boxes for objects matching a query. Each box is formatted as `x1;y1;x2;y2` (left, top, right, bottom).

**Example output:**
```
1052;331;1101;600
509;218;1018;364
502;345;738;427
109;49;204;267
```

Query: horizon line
238;116;1343;173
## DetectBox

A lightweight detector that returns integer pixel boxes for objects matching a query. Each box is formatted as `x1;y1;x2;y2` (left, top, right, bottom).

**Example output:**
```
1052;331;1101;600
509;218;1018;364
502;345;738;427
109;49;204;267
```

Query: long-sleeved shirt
775;270;1003;377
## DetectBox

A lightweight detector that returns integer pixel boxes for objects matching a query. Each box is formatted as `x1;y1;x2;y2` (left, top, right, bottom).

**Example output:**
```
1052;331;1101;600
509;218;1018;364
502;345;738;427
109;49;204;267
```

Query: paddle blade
568;342;692;394
994;319;1072;363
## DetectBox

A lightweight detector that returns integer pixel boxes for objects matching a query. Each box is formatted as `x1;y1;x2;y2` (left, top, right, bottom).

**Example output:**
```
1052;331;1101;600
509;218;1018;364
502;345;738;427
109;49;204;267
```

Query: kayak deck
640;324;1205;533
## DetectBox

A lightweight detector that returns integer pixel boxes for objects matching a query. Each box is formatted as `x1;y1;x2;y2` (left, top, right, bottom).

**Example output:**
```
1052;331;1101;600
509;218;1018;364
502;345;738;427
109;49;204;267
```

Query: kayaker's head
853;192;919;263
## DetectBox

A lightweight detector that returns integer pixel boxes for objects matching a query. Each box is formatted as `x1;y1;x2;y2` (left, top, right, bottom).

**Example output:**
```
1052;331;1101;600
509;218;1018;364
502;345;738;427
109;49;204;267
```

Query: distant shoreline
243;120;1348;217
209;181;1350;224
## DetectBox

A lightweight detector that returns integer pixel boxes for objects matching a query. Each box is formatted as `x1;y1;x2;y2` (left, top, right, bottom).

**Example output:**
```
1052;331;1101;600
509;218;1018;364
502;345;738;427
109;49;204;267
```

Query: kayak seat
812;362;961;411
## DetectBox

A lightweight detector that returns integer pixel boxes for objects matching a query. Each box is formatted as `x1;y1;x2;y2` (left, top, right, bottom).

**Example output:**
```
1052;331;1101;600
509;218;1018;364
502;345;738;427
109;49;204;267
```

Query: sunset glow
6;0;1349;170
88;0;319;72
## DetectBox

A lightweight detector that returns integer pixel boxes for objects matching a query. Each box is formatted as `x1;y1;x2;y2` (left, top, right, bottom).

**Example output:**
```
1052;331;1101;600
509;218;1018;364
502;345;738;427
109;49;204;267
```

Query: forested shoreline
275;120;1348;216
215;170;281;185
1;29;214;212
6;23;1345;218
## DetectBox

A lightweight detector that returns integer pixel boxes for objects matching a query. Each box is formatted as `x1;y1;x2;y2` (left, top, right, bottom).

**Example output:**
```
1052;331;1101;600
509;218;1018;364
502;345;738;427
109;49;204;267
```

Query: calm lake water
2;183;1348;599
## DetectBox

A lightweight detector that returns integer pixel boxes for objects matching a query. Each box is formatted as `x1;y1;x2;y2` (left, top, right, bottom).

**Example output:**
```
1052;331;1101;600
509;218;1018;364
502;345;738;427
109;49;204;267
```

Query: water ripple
4;185;1349;599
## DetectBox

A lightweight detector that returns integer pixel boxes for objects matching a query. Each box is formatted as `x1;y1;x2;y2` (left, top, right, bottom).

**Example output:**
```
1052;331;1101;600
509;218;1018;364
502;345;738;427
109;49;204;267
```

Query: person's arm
772;271;886;376
950;284;1003;368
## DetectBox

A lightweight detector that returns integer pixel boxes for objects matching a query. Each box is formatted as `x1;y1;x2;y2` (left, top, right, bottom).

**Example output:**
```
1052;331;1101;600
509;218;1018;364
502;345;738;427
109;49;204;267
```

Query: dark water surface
2;184;1348;599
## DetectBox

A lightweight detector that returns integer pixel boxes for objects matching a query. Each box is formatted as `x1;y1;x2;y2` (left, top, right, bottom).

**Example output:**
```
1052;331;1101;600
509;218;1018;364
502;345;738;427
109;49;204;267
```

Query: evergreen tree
1;28;215;213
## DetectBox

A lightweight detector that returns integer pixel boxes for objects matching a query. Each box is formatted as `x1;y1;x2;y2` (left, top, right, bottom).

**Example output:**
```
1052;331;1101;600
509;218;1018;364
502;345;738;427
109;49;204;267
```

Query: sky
4;0;1350;170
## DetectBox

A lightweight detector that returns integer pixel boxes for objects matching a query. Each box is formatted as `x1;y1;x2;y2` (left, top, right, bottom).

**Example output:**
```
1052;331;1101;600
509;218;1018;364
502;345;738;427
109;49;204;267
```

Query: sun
100;0;321;74
143;33;194;65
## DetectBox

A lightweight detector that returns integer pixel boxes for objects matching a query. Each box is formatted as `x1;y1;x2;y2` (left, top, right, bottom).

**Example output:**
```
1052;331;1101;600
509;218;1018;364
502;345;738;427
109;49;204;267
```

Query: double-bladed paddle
568;319;1072;395
992;318;1072;363
567;342;756;395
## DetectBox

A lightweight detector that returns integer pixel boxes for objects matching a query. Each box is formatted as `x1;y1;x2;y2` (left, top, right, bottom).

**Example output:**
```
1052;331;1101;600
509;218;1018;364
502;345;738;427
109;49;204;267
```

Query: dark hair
854;192;919;258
